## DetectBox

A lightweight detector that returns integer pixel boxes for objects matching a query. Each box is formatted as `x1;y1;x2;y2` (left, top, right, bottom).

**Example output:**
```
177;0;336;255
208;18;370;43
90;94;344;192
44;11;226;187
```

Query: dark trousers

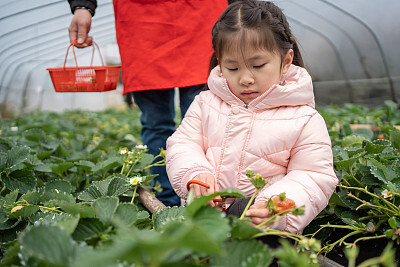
132;84;206;206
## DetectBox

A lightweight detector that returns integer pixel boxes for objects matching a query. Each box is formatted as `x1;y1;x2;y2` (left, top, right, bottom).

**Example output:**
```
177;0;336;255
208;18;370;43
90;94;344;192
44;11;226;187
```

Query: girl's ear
282;49;294;74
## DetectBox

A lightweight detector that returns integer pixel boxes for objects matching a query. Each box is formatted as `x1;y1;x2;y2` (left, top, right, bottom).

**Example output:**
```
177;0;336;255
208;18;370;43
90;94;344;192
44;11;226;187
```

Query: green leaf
93;178;113;195
23;154;44;168
0;207;8;223
133;153;154;171
19;224;77;266
369;159;398;183
135;210;152;229
30;213;80;235
328;192;347;208
0;146;30;172
363;140;390;155
0;240;20;266
342;135;365;148
332;145;349;160
51;214;80;235
2;169;36;194
185;188;246;218
52;200;80;215
336;190;359;210
153;206;186;231
0;137;12;153
0;218;21;230
342;124;353;136
92;157;121;174
113;203;139;227
334;154;362;173
40;139;59;151
77;204;97;218
192;206;230;243
78;177;130;201
22;128;45;142
2;189;19;205
71;228;161;267
37;150;55;160
41;190;75;203
273;239;312;267
340;211;361;226
45;179;74;194
78;184;103;201
75;160;95;171
230;217;263;240
389;129;400;151
162;220;222;255
106;176;130;197
50;162;74;176
210;239;273;267
56;142;71;158
92;139;111;152
141;174;158;184
352;128;374;140
93;196;119;225
9;205;39;219
388;217;400;229
72;218;108;241
33;163;53;172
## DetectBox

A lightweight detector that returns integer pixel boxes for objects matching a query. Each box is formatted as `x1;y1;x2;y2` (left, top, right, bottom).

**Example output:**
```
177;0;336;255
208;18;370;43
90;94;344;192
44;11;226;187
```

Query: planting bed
0;101;399;266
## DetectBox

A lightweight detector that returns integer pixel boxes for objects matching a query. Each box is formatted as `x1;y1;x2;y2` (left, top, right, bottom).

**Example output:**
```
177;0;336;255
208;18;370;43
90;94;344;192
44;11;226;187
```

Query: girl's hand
189;173;218;206
245;201;272;228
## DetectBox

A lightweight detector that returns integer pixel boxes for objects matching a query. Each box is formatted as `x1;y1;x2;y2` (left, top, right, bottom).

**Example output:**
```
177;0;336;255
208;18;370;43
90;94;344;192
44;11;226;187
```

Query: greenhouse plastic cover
0;0;399;118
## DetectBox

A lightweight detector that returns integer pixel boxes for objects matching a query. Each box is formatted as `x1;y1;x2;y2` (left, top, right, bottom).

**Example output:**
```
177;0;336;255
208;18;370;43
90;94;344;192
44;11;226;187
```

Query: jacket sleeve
166;95;216;199
68;0;97;16
255;112;338;233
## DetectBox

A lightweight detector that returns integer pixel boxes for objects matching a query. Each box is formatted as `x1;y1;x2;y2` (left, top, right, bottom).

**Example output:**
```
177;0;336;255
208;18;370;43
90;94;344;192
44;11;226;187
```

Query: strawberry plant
304;102;400;265
0;103;399;266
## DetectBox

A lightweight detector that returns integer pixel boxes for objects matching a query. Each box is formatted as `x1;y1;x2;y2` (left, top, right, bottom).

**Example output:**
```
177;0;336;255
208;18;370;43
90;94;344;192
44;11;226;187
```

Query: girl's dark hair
209;0;304;73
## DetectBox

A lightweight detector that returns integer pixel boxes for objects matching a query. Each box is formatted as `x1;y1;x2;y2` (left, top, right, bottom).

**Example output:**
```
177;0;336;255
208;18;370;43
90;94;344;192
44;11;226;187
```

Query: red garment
113;0;227;94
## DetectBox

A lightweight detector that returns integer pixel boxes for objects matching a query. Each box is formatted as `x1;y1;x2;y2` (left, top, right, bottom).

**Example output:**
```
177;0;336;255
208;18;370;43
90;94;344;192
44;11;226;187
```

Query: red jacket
113;0;227;94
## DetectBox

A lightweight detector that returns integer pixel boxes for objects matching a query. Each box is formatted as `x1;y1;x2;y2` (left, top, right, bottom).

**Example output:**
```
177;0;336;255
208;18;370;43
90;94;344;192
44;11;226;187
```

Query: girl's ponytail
209;52;218;74
289;36;305;68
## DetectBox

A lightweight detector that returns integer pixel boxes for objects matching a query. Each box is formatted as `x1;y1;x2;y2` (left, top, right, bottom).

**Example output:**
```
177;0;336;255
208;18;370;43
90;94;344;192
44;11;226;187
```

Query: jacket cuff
68;0;97;16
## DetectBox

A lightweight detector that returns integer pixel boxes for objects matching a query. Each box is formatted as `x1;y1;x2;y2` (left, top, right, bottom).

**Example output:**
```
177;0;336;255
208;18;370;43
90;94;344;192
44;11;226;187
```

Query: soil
323;229;400;266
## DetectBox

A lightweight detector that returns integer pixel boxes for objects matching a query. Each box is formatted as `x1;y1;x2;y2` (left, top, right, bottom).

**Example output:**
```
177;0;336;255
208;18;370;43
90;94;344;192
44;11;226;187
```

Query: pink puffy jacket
166;65;338;233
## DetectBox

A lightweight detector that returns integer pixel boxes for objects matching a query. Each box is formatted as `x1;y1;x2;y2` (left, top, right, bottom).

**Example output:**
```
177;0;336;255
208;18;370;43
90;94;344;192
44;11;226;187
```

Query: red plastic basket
47;41;121;92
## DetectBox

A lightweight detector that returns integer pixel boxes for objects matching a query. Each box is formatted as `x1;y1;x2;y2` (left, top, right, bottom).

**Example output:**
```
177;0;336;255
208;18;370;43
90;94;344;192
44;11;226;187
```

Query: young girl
165;0;338;234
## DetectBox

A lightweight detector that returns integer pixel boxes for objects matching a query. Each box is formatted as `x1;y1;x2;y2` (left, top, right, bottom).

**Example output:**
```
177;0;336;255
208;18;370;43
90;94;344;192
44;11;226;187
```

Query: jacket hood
207;64;315;110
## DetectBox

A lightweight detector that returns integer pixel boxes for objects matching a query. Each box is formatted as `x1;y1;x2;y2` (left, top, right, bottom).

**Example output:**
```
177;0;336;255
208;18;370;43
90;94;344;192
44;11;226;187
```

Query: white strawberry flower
129;176;143;185
382;189;393;198
135;144;148;150
119;147;128;155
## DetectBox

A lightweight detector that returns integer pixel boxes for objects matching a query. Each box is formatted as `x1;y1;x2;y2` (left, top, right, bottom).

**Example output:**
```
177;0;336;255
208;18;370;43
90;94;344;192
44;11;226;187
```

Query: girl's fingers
245;203;270;218
192;185;201;198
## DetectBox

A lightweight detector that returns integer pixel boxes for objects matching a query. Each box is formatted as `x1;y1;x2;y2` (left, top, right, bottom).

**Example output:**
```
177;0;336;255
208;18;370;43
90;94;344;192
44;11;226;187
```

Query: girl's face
220;46;293;105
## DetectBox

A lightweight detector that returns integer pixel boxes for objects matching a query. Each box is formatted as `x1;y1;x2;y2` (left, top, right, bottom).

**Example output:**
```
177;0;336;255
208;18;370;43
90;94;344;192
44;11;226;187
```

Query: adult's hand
68;9;93;48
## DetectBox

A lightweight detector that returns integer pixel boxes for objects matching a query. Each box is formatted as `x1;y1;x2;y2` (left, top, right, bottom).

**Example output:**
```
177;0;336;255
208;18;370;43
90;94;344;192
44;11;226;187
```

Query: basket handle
63;40;105;69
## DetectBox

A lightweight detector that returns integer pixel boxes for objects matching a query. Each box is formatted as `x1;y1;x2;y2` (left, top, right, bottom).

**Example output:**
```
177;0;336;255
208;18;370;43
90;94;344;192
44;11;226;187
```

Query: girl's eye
254;63;266;69
227;68;238;71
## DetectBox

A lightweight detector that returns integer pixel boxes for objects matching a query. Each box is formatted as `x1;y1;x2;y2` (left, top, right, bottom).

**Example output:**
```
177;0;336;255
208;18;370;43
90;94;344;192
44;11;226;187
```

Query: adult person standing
67;0;228;206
